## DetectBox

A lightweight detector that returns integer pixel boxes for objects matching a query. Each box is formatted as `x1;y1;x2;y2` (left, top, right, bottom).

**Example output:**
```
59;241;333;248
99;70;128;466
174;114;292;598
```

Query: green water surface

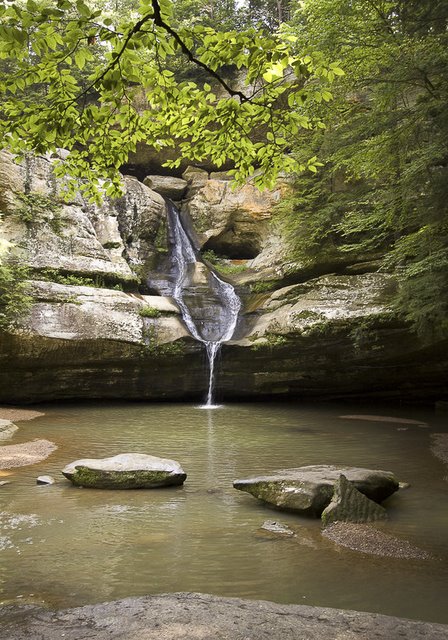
1;401;447;622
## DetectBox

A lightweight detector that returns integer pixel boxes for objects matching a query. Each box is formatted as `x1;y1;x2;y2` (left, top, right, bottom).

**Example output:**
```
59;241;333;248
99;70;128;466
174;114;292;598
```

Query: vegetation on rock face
276;0;448;340
0;241;31;329
141;322;185;355
13;192;63;233
34;268;126;290
201;249;249;275
0;263;31;328
138;305;161;318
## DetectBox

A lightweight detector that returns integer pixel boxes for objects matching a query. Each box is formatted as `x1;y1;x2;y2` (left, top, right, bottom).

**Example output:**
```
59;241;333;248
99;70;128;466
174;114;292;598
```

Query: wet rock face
0;278;199;404
62;453;187;489
220;270;448;402
233;465;399;516
239;273;396;347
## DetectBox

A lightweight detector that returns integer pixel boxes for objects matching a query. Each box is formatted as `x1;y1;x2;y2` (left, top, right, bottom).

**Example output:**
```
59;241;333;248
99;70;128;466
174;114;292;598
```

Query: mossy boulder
62;453;187;489
233;465;399;516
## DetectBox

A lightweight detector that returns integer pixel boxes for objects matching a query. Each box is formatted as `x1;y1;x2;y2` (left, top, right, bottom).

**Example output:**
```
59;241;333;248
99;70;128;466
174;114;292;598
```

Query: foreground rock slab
62;453;187;489
233;465;399;516
0;593;447;640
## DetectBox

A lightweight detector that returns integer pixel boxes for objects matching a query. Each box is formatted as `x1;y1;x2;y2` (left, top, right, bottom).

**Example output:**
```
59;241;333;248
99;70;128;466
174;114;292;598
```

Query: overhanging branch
150;0;249;102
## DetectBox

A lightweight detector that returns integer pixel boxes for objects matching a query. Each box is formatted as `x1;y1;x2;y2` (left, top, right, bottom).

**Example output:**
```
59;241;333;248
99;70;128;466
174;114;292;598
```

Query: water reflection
206;407;216;487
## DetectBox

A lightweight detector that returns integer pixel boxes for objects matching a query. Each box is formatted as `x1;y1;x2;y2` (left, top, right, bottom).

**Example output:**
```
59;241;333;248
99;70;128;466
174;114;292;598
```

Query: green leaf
74;49;86;69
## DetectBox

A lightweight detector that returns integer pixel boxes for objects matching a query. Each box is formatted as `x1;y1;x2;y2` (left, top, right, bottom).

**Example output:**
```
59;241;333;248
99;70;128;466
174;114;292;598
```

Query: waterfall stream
164;201;241;406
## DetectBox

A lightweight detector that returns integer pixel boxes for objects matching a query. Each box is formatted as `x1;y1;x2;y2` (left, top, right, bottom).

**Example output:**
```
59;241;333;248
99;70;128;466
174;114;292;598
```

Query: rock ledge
0;593;447;640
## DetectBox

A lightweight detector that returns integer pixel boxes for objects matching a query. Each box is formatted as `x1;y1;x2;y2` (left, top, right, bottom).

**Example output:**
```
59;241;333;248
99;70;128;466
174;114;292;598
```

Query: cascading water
164;201;241;406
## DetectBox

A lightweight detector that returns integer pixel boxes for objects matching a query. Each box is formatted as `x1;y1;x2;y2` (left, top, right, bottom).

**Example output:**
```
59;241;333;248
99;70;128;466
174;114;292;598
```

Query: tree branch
150;0;249;102
73;0;250;105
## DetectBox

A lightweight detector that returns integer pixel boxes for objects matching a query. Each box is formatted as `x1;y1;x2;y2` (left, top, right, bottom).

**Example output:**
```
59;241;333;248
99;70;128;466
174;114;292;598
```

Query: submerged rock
322;523;433;560
0;440;57;469
430;434;448;480
321;474;388;526
260;520;295;536
233;465;399;516
340;414;428;426
62;453;187;489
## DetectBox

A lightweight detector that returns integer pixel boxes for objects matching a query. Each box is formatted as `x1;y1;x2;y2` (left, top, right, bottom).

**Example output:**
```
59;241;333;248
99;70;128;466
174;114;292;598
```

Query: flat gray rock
0;439;57;469
62;453;187;489
233;465;399;516
0;593;446;640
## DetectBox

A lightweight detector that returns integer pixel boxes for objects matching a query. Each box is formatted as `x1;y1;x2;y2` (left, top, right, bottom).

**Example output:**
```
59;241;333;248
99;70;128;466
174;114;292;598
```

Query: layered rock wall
0;151;446;403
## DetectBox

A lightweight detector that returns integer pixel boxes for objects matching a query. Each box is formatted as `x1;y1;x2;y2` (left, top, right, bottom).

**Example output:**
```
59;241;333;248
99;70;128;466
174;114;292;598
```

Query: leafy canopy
0;0;342;199
278;0;448;339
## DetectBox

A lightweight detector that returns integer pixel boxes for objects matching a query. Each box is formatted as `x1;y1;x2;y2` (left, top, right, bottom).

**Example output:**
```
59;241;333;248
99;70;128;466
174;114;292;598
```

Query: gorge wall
0;150;446;404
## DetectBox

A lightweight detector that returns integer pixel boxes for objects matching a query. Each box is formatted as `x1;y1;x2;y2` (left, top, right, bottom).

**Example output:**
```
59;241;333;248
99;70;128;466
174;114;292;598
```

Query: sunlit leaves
0;0;338;199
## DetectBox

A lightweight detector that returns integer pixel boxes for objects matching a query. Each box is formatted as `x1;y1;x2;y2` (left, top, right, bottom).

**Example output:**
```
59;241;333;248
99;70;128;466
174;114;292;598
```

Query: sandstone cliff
0;151;446;403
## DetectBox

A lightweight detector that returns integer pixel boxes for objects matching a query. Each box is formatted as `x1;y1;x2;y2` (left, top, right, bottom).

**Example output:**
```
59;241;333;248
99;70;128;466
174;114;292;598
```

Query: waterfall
164;201;241;406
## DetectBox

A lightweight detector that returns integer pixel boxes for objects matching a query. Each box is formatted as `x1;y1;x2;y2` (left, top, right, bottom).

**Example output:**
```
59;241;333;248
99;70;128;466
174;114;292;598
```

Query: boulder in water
62;453;187;489
233;465;399;516
321;474;388;526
